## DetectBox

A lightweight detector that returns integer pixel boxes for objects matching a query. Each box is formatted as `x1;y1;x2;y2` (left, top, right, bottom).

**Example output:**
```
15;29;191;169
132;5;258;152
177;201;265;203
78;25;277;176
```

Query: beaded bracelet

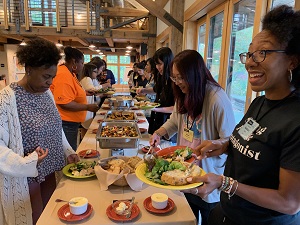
218;175;226;191
228;180;239;199
218;176;231;191
224;177;234;194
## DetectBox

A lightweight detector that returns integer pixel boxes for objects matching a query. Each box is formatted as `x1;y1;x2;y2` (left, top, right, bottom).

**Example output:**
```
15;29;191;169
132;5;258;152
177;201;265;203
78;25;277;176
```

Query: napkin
124;173;144;191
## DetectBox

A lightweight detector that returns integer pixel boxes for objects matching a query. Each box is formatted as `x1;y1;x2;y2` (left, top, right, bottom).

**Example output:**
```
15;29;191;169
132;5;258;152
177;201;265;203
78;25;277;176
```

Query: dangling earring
289;69;293;82
72;65;78;72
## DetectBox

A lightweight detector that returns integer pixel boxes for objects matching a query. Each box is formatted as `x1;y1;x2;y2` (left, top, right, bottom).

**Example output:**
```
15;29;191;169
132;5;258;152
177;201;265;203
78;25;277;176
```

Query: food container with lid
96;121;141;149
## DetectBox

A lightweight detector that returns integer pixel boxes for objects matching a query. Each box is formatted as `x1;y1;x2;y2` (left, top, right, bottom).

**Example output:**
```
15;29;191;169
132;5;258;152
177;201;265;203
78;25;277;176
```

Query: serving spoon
55;199;78;204
126;196;135;218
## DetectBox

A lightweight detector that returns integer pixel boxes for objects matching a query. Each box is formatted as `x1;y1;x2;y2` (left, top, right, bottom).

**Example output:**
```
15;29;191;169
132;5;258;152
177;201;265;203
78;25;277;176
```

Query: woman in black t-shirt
135;61;148;88
148;47;175;143
185;5;300;225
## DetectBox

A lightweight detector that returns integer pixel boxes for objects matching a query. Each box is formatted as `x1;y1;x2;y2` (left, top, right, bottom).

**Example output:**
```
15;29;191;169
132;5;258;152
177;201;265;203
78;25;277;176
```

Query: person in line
0;38;79;225
187;5;300;225
50;47;99;150
128;62;139;89
150;50;235;225
99;59;116;85
80;62;105;131
148;47;175;141
136;57;158;102
89;56;110;90
135;60;148;88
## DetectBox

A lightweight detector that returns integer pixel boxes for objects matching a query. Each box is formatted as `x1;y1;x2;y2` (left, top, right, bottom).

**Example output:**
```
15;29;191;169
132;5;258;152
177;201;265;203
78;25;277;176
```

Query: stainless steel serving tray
103;110;138;122
108;96;133;109
96;121;141;149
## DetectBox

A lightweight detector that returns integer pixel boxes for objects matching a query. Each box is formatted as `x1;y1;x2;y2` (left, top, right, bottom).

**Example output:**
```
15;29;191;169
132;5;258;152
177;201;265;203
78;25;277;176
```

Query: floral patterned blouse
11;83;66;183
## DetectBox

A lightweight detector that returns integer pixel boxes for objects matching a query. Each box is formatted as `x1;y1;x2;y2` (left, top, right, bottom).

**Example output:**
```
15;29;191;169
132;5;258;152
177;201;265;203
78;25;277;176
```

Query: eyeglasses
170;76;183;83
239;50;286;64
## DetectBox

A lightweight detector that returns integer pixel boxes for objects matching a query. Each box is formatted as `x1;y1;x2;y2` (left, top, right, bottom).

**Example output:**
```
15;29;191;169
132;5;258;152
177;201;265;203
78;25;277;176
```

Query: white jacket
0;86;75;225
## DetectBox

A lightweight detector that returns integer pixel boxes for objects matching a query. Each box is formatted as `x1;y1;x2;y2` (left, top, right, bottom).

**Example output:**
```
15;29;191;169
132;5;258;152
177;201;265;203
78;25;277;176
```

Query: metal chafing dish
103;110;138;122
108;95;133;110
96;121;141;149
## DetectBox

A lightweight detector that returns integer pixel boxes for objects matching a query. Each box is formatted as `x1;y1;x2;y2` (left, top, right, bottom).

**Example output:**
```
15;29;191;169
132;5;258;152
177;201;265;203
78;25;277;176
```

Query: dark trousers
185;193;218;225
62;120;80;150
208;203;239;225
29;173;56;225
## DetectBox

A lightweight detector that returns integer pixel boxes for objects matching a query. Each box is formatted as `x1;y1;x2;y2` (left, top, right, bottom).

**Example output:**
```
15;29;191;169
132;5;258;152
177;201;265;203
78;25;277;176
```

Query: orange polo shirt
50;65;87;122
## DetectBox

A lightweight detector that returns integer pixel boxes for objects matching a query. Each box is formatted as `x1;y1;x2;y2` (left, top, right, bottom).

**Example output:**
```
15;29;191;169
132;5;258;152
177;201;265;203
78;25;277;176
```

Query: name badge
238;118;259;140
183;128;194;142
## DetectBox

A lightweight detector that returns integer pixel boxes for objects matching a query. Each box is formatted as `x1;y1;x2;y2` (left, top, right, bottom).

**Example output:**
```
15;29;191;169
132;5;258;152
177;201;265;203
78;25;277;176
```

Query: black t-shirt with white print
221;94;300;225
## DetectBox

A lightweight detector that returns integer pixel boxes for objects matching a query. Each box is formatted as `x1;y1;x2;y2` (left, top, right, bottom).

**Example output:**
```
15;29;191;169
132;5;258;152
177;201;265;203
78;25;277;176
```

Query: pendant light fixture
126;42;133;50
56;40;63;48
89;42;96;48
20;39;27;46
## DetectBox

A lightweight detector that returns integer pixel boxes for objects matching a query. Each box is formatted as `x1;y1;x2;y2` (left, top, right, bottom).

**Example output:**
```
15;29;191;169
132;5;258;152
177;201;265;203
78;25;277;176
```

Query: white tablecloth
37;107;196;225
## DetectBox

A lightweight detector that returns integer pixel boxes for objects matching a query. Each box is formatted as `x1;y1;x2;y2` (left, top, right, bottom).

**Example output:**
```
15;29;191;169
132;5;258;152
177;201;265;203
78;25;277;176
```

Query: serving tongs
143;141;161;165
143;141;161;171
97;156;118;169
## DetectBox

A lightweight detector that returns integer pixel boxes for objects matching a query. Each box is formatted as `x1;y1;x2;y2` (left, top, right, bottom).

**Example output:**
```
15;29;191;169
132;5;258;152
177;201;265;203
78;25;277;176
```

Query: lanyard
255;90;295;122
186;115;196;130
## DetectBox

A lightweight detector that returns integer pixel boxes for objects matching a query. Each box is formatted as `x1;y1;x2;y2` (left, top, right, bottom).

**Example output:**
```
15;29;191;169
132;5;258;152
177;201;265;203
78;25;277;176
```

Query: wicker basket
99;156;130;187
113;175;128;187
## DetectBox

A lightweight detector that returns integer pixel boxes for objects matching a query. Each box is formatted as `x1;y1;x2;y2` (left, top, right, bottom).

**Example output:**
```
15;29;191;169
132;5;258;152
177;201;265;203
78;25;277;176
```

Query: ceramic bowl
69;197;88;215
112;200;131;216
151;193;168;209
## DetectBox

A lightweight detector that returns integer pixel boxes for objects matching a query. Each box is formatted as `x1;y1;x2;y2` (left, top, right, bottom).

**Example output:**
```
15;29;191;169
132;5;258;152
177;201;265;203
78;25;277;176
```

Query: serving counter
37;104;197;225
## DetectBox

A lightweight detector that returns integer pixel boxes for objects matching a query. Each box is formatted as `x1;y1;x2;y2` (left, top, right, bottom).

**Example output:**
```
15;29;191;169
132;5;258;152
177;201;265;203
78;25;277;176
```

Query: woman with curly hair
189;5;300;225
50;47;99;150
0;38;79;225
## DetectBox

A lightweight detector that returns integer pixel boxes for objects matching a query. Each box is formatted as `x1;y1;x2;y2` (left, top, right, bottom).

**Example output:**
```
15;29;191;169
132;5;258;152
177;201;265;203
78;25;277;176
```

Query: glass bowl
112;200;131;216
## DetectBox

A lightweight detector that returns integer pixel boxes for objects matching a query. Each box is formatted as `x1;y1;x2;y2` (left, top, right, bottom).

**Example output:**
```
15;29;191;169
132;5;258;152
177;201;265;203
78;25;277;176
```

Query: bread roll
161;163;202;186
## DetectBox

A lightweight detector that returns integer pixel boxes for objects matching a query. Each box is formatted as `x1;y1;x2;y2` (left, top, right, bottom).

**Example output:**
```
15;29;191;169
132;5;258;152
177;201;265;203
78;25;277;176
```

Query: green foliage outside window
84;55;91;63
107;65;118;84
120;56;130;64
107;55;118;64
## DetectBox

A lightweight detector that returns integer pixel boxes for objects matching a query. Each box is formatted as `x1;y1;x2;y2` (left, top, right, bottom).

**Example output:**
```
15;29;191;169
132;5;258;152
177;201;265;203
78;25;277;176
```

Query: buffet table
37;102;197;225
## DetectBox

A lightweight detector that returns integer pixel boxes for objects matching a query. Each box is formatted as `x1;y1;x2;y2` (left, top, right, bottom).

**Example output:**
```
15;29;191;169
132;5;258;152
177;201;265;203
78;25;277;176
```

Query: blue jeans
62;121;80;150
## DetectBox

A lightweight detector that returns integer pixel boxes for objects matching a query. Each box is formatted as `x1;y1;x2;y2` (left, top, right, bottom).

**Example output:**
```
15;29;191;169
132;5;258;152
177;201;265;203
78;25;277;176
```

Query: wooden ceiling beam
75;38;90;46
157;0;169;8
0;36;8;43
135;0;183;33
126;0;147;11
106;37;115;52
0;34;23;41
0;26;150;40
100;7;148;17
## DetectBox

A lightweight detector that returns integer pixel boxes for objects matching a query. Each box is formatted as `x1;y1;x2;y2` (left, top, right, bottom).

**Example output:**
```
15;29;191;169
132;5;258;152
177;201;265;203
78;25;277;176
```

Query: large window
106;55;131;84
272;0;295;8
29;0;56;26
206;12;224;82
197;23;206;57
83;54;130;84
225;0;256;123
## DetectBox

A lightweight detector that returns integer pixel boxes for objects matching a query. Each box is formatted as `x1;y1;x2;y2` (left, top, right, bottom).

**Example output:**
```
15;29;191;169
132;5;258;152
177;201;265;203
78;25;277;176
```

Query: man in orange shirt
51;47;99;150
